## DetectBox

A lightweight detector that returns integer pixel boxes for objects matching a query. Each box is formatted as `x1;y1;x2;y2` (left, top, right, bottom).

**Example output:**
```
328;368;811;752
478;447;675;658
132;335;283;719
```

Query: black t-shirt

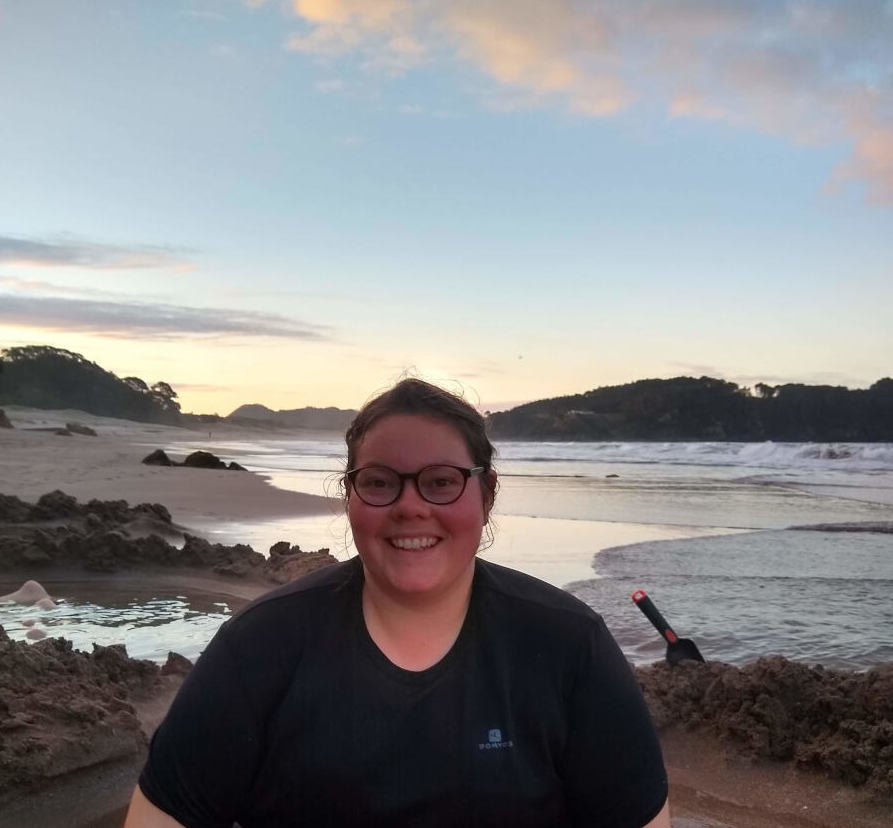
139;558;667;827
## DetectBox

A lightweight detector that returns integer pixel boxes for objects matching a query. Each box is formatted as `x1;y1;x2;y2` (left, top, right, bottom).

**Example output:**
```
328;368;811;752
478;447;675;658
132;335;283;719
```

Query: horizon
4;342;890;419
1;1;891;415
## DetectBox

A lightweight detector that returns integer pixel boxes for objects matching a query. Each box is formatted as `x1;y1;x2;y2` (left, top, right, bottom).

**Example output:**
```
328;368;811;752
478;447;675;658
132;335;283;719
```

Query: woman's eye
425;469;461;489
358;471;394;489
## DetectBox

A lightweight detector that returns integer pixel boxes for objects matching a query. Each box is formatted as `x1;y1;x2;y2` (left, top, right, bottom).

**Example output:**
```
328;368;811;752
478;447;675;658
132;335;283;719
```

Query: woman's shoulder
219;557;360;645
237;556;360;613
473;558;602;628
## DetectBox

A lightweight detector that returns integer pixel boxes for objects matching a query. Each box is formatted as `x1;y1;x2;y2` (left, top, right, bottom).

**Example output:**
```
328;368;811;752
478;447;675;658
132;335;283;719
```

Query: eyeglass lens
352;465;469;506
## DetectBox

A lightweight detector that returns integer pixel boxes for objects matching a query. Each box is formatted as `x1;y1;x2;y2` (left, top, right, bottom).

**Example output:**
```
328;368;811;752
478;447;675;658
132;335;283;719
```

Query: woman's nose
391;478;431;515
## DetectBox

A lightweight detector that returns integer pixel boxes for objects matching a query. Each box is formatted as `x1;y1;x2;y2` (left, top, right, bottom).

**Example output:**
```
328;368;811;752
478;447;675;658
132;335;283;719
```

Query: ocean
4;438;892;669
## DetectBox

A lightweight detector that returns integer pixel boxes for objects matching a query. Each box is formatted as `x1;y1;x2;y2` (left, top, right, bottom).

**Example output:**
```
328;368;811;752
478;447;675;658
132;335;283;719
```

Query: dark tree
487;375;892;442
0;346;182;425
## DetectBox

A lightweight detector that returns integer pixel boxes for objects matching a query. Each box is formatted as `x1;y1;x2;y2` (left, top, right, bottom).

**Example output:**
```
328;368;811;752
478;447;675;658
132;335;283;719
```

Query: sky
1;0;891;415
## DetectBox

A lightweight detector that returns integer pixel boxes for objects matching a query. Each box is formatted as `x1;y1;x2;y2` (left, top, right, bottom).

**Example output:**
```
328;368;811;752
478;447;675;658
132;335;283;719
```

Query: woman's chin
364;557;474;602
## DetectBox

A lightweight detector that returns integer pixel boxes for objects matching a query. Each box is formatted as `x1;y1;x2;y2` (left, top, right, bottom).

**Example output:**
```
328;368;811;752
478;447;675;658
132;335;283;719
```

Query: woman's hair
344;378;498;517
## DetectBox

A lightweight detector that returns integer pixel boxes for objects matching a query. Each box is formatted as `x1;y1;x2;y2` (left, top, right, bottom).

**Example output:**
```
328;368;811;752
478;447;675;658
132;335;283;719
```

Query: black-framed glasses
346;464;485;507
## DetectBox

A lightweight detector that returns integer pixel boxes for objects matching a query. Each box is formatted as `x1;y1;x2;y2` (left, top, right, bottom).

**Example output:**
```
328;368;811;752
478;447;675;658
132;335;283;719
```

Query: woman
126;379;670;827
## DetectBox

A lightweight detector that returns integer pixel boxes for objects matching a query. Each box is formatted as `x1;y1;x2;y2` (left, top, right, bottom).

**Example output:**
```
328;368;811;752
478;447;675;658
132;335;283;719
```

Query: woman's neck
361;566;474;671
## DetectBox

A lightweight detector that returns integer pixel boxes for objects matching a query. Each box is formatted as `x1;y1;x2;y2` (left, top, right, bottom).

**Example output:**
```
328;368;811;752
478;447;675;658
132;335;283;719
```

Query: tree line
486;376;893;441
0;346;182;425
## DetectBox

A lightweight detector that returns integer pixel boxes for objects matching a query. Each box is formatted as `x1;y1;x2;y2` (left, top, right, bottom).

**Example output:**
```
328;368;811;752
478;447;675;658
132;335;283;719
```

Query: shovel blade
666;637;705;665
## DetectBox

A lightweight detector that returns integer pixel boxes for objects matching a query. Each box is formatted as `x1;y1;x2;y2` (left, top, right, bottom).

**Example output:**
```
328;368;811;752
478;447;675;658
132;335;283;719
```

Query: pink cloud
279;0;893;204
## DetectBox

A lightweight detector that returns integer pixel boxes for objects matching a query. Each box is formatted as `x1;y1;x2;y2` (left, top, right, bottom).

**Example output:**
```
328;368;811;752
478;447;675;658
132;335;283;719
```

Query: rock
31;490;80;520
0;493;265;574
213;561;252;577
65;422;97;436
161;652;193;677
54;428;72;436
0;408;12;428
21;545;53;566
0;630;158;794
0;494;30;522
268;540;293;559
24;627;47;640
263;542;337;584
179;535;264;573
142;450;246;471
142;448;173;466
182;450;227;469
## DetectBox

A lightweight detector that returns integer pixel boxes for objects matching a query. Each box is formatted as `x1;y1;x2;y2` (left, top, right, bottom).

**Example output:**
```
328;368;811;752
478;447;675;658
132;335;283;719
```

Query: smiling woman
125;379;670;828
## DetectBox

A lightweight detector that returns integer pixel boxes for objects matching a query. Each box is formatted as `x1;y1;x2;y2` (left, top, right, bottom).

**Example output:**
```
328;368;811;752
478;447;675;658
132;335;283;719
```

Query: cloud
315;78;345;92
0;293;332;341
0;275;111;297
281;0;893;202
176;10;228;22
666;361;725;377
170;382;235;392
0;235;193;270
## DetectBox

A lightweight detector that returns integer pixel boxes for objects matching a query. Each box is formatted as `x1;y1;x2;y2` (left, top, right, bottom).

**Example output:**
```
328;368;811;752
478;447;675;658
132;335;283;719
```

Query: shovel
631;589;705;666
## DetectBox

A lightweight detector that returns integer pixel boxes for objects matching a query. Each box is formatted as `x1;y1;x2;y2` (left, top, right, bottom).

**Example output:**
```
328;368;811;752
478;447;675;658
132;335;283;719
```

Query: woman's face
347;414;490;603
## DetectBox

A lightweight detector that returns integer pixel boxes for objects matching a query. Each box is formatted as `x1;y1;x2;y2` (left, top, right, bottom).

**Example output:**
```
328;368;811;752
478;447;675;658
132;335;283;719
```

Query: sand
0;407;890;828
0;407;336;525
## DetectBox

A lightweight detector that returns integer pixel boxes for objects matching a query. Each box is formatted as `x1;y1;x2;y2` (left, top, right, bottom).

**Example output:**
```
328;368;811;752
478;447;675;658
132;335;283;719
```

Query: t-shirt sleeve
138;623;262;828
562;615;668;828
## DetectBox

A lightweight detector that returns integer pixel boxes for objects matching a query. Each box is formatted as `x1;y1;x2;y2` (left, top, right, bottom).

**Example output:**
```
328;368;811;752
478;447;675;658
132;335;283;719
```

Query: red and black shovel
632;589;705;666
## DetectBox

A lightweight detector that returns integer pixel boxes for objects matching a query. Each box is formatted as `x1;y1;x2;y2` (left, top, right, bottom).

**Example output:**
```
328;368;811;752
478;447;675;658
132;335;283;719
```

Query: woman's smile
388;536;440;550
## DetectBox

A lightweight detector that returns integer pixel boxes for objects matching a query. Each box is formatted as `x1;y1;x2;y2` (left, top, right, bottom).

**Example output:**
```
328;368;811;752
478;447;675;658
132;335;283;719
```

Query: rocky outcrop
161;651;194;677
0;409;12;429
141;449;246;470
0;628;160;795
182;450;228;469
0;492;335;582
636;657;893;800
142;449;173;466
64;422;97;436
265;541;338;584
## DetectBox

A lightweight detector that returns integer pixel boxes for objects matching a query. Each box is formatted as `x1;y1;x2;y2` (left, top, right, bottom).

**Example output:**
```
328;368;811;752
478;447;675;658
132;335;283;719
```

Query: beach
1;406;892;828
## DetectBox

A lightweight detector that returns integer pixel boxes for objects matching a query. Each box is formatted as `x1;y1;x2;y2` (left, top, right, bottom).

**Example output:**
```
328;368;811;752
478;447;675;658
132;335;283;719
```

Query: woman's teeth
390;537;438;550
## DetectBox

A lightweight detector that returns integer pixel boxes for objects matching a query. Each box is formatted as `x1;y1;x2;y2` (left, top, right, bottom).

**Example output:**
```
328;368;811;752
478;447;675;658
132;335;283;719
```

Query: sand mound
0;626;178;795
636;656;893;800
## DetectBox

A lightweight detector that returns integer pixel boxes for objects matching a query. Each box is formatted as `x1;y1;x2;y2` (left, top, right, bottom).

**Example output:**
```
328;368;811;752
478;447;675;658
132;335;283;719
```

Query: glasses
346;464;485;507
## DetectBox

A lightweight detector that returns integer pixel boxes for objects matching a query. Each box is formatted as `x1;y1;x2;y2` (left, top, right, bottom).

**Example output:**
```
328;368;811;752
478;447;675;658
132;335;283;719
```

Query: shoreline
0;413;337;528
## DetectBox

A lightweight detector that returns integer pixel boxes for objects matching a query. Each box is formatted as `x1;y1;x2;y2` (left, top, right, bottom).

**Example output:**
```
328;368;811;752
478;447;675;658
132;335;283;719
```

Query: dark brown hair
345;378;498;516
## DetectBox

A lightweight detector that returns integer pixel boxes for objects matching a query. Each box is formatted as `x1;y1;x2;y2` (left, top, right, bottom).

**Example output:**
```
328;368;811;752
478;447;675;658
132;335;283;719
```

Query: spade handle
631;589;678;644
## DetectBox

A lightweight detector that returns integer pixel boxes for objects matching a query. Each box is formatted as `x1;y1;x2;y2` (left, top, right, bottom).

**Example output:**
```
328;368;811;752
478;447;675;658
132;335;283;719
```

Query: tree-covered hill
486;376;893;442
228;403;356;431
0;346;182;424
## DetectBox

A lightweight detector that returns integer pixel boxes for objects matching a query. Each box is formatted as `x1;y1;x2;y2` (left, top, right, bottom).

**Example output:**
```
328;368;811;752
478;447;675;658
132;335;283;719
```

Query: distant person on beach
125;378;669;827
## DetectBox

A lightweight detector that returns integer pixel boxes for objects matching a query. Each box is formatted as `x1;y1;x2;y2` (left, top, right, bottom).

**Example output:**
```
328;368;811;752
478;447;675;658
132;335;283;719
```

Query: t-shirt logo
479;727;514;751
